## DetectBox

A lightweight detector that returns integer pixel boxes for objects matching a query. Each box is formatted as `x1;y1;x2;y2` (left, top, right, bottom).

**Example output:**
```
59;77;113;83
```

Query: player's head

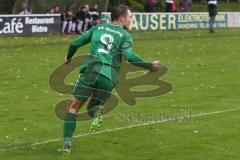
111;5;132;30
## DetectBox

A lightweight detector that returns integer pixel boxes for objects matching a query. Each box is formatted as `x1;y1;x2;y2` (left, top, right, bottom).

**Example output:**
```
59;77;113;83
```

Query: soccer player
58;5;161;154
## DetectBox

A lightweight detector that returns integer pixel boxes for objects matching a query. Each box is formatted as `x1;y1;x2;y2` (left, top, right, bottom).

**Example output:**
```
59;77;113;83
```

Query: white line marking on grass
0;108;239;152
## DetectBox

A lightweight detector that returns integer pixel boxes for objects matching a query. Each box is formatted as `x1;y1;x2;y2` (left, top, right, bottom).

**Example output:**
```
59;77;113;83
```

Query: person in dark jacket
61;5;74;34
207;0;217;33
89;4;101;27
145;0;157;12
165;0;173;12
180;0;192;12
75;4;91;33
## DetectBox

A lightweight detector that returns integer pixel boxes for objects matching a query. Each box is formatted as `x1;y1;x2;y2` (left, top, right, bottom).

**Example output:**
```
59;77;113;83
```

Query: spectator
54;5;61;14
207;0;218;33
74;6;84;34
165;0;173;12
82;4;91;32
46;7;55;14
19;2;31;14
61;5;74;34
180;0;192;12
75;4;91;33
145;0;157;12
89;4;101;27
71;14;78;34
172;0;177;12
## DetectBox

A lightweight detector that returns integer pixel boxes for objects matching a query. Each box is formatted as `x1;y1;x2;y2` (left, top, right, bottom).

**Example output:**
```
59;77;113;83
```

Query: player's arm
122;36;161;71
64;27;94;64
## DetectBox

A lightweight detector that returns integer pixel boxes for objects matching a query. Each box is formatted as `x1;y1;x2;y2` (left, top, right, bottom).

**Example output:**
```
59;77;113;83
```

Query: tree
108;0;145;12
0;0;15;14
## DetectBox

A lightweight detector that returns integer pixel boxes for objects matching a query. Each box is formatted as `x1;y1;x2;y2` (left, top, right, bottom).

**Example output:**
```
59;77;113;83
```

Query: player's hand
152;60;162;71
64;56;71;64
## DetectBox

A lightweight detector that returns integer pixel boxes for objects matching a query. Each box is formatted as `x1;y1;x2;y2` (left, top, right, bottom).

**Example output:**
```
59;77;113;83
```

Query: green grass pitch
0;28;240;159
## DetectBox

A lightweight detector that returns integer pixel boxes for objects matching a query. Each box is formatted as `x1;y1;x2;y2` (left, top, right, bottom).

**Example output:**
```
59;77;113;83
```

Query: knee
68;98;82;113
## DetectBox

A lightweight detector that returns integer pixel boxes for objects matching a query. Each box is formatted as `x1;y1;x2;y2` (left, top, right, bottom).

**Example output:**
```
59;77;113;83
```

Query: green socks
63;112;76;149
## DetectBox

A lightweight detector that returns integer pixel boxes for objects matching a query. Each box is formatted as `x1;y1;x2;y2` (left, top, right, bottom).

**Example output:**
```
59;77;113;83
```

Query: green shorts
72;71;114;105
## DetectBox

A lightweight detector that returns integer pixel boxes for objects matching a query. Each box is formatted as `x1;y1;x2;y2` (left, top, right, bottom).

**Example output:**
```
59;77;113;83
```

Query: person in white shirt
19;2;31;15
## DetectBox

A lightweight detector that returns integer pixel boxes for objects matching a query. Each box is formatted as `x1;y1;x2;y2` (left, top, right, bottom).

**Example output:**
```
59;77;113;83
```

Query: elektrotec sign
101;12;240;31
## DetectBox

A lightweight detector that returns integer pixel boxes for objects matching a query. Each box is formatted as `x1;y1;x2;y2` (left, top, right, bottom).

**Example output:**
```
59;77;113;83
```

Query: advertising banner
228;12;240;28
0;14;61;36
101;12;229;31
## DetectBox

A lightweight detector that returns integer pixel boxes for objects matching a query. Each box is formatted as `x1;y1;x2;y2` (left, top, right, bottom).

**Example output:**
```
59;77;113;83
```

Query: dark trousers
165;3;173;12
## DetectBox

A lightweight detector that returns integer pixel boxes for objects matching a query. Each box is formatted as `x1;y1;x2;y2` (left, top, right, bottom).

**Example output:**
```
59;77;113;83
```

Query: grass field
0;28;240;160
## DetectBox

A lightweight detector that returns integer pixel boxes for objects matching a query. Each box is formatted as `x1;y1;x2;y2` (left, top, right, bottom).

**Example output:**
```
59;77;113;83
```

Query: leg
209;15;216;33
209;16;214;32
66;20;72;34
87;91;105;118
88;74;114;132
212;15;216;32
61;21;68;33
59;73;94;154
63;97;84;150
69;96;83;113
88;90;111;132
71;22;76;33
83;19;90;32
77;20;83;33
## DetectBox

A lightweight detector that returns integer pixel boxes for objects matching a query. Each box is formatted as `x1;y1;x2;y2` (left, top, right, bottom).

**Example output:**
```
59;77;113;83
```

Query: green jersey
67;23;152;85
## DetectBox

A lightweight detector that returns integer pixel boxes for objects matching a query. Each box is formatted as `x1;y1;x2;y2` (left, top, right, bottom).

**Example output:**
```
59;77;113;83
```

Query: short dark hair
111;5;130;21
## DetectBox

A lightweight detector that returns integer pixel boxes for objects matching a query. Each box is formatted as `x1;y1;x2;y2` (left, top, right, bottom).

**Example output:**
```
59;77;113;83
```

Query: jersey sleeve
122;34;153;70
67;26;95;59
